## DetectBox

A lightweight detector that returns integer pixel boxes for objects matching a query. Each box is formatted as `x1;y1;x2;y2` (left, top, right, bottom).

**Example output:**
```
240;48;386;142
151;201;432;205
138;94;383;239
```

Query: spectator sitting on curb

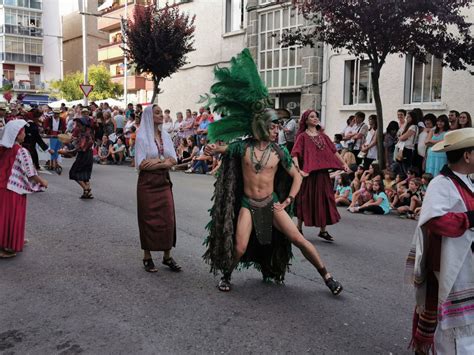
335;173;352;206
111;137;126;165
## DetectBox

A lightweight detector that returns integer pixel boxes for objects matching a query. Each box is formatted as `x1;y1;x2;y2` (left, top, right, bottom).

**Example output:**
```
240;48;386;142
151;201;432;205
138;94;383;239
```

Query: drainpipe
320;42;328;128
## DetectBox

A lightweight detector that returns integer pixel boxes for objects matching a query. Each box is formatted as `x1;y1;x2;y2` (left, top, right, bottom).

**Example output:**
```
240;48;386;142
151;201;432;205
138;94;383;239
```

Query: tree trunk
151;77;160;104
371;68;386;169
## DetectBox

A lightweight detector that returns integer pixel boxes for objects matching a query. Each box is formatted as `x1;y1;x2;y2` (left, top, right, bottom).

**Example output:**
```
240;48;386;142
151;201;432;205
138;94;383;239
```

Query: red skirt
0;188;27;252
137;170;176;251
296;170;340;228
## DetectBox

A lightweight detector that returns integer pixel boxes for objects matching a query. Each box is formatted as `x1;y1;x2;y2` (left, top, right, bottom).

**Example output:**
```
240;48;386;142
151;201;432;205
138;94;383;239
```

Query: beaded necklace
306;129;326;150
155;134;164;158
250;142;273;174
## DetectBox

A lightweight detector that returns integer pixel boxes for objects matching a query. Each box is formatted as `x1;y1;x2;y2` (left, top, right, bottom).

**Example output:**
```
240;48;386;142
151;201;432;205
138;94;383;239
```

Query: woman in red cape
0;119;48;258
291;110;350;241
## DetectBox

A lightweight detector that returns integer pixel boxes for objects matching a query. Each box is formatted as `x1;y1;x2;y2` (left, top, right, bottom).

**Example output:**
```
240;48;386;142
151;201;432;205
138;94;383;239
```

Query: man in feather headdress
203;49;343;295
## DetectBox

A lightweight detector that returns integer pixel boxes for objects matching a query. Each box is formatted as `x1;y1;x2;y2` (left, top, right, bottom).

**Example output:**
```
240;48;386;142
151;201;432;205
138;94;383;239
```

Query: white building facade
0;0;61;97
322;9;474;137
156;0;247;113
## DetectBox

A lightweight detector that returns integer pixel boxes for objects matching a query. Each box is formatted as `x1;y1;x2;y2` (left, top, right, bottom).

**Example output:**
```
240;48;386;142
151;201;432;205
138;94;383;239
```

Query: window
225;0;243;33
3;64;15;82
405;55;443;103
258;7;303;89
343;59;373;105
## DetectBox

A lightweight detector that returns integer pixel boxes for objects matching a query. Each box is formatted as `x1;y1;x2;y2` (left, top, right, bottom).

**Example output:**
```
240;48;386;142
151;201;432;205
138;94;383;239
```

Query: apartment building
0;0;61;95
97;0;154;104
62;0;108;75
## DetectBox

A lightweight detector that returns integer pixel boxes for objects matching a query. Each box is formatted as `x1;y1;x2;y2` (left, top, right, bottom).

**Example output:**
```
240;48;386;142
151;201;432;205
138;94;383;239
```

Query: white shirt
353;123;369;150
52;117;60;132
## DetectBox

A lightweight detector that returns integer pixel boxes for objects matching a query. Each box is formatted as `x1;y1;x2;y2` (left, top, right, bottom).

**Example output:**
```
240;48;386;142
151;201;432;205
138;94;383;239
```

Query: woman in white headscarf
0;119;48;258
135;105;181;273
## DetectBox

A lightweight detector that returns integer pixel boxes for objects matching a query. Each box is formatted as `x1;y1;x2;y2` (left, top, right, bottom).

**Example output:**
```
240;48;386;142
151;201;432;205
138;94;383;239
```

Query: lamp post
81;0;88;106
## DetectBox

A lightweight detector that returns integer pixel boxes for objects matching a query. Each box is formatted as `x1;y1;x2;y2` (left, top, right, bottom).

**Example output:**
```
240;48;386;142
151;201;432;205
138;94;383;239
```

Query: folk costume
22;116;49;169
44;109;67;164
202;49;294;282
406;129;474;354
69;118;94;184
291;110;343;239
0;120;45;254
135;106;178;253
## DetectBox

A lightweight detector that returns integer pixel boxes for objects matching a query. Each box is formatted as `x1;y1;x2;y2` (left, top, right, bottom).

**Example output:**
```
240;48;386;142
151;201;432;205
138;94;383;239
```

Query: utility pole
123;1;128;106
81;0;88;106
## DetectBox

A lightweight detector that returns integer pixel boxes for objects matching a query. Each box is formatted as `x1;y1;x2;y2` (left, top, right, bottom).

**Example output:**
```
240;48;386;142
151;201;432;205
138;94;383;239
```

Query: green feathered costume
203;49;294;282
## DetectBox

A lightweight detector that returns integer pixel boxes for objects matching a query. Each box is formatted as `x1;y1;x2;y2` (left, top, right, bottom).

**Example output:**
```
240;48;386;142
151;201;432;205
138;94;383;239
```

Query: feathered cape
203;139;294;281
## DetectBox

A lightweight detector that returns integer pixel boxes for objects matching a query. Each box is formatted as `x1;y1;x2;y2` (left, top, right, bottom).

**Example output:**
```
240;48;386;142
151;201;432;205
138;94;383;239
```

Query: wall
323;51;474;138
42;0;62;83
155;0;247;112
62;0;109;75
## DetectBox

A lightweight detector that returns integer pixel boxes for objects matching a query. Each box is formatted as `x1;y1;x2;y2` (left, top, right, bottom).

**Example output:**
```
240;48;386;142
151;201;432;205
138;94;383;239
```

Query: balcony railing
0;24;44;37
12;81;45;91
0;52;43;64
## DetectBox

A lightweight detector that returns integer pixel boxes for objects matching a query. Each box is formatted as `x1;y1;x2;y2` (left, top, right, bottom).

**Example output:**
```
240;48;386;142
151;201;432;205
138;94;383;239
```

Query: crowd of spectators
1;100;470;221
332;108;471;219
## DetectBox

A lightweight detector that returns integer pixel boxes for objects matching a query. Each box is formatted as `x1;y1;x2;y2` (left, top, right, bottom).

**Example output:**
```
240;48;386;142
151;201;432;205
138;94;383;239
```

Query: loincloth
241;193;279;245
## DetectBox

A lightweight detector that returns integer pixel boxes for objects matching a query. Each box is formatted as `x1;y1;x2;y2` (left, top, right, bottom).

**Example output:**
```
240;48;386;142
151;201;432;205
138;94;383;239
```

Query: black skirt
69;150;93;182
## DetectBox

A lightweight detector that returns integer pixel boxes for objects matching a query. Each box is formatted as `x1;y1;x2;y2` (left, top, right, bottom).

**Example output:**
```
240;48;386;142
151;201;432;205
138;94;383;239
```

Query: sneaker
184;168;193;173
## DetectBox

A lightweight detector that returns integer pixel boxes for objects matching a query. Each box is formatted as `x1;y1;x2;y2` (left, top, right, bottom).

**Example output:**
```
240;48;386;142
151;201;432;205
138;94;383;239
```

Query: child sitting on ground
335;173;352;206
348;179;374;210
349;180;390;215
396;178;423;218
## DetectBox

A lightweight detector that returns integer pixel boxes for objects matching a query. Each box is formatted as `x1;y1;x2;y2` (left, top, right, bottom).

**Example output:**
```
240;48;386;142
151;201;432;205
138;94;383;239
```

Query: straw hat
57;133;72;144
53;108;61;114
432;128;474;152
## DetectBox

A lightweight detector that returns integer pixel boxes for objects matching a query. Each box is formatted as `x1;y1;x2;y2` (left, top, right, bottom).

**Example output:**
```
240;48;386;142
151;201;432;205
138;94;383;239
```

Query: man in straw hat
406;128;474;354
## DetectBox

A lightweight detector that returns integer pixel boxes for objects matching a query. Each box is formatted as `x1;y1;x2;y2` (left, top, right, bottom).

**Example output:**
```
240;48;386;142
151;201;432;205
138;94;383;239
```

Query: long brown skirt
296;170;340;228
137;170;176;251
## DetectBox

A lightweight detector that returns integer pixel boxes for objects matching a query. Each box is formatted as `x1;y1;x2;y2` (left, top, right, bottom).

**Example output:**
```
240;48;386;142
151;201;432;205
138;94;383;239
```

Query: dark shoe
143;258;158;273
162;257;182;272
218;276;231;292
325;276;343;296
318;231;334;242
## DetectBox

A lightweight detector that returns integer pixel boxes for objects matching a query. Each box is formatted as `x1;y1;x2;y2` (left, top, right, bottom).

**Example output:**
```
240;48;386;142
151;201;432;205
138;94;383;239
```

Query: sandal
318;231;334;242
143;258;158;273
0;250;17;259
80;189;94;199
218;277;231;292
325;277;343;296
162;257;182;272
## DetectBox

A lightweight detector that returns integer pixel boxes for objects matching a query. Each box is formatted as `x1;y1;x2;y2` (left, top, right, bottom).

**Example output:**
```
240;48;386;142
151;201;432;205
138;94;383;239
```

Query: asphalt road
1;159;418;354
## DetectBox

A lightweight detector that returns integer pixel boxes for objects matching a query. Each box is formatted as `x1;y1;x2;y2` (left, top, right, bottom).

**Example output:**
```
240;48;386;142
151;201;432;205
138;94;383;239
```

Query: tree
281;0;474;168
123;1;196;103
50;65;122;101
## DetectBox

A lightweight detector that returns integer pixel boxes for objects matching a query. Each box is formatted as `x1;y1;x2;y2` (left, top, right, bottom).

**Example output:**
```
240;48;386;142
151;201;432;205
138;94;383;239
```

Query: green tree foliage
123;2;196;103
281;0;473;168
50;65;122;101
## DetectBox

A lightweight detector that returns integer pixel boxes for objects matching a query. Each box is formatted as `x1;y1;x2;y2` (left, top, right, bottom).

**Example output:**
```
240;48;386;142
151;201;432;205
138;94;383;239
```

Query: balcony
111;75;147;91
0;52;43;64
0;24;43;38
97;0;152;32
12;80;45;91
98;42;124;62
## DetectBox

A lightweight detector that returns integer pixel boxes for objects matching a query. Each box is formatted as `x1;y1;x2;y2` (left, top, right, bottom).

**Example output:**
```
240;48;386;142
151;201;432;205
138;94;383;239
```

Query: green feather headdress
202;48;277;143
